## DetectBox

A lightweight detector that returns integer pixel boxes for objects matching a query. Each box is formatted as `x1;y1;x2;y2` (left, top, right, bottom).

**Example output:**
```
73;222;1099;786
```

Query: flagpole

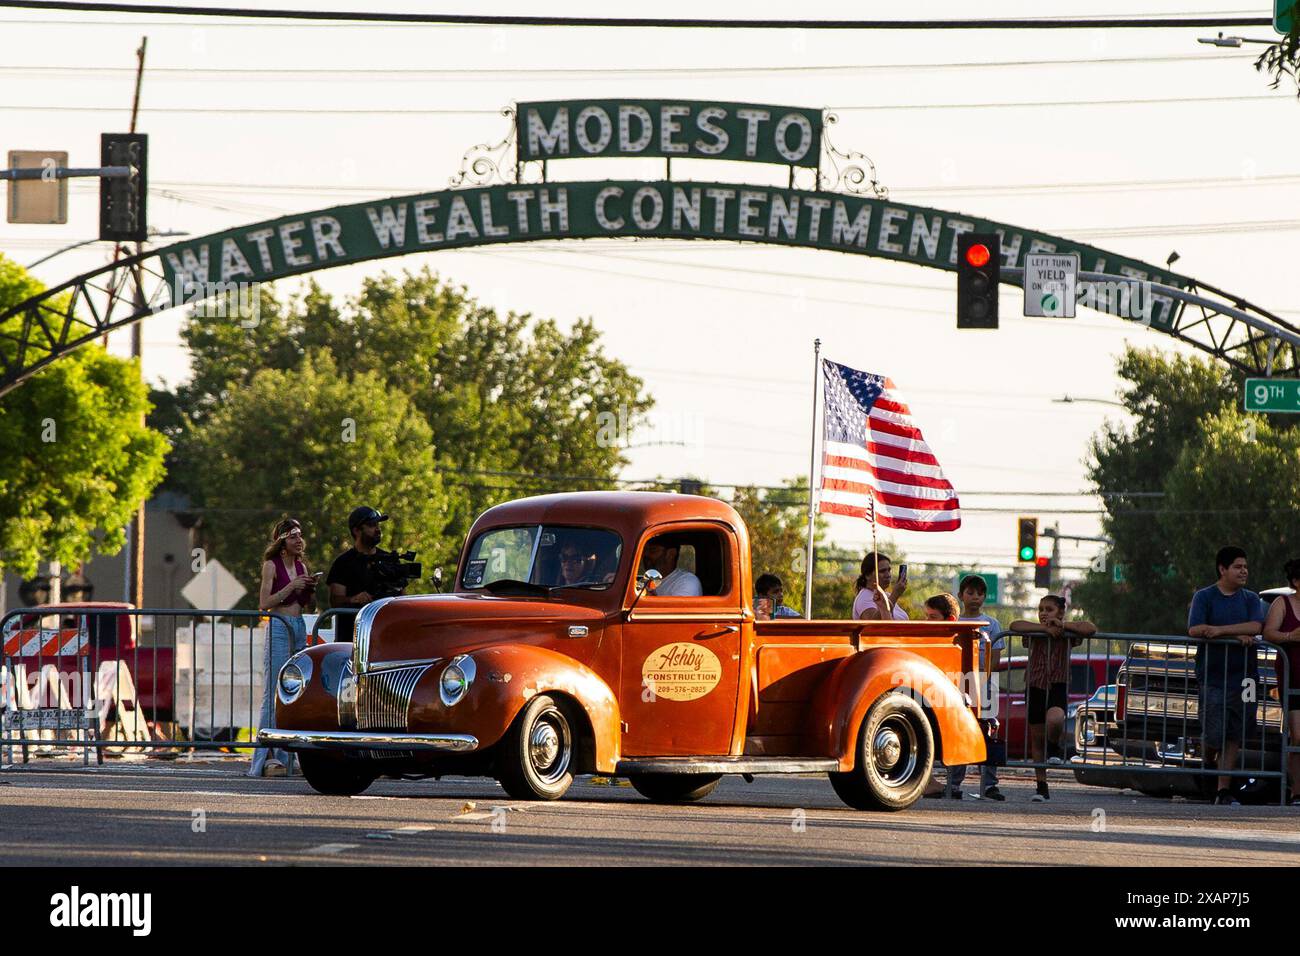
803;338;821;619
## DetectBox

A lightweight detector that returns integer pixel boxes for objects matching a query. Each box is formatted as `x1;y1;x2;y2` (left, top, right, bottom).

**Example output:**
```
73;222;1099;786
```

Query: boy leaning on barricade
1010;595;1096;803
941;576;1006;801
1187;546;1266;807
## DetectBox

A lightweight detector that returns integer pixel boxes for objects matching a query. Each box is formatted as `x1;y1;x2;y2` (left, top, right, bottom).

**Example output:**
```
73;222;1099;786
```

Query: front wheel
298;752;376;797
628;773;722;804
829;692;933;812
497;694;575;800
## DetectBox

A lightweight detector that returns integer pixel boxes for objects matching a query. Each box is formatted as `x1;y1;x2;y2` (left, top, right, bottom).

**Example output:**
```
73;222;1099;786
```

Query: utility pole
113;35;149;607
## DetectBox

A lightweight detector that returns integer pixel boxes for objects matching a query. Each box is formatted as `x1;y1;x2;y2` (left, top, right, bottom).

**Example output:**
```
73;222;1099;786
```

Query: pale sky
3;0;1297;584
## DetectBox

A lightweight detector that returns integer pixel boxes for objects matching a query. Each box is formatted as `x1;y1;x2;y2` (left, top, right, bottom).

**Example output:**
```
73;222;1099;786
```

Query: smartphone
898;564;908;582
310;572;325;581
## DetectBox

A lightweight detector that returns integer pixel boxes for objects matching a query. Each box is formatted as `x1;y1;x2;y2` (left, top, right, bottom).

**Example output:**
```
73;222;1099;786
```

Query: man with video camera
326;505;421;641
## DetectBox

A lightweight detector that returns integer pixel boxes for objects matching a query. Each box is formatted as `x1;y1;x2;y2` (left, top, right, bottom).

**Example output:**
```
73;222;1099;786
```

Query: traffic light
1017;517;1038;563
1034;555;1052;588
99;133;147;242
957;232;1000;329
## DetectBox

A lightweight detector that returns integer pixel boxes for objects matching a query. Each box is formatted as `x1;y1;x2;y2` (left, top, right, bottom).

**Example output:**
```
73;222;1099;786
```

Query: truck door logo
641;642;722;702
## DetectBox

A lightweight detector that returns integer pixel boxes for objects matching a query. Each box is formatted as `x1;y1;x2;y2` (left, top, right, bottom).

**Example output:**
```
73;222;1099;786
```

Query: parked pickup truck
1073;639;1287;799
263;492;986;811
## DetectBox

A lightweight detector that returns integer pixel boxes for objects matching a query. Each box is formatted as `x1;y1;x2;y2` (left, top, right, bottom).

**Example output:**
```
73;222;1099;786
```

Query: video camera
364;548;423;598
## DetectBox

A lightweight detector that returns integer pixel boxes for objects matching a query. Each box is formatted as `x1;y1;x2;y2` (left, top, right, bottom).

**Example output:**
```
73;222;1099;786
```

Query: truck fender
408;643;622;773
809;648;986;770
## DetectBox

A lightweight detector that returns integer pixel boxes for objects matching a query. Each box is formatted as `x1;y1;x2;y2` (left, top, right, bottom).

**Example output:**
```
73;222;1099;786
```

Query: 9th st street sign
1244;377;1300;412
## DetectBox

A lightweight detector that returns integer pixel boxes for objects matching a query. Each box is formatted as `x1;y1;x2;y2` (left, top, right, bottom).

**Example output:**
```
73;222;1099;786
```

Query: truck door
619;524;744;756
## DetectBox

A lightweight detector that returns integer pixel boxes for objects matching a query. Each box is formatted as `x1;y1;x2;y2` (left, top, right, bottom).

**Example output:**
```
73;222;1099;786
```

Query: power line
0;3;1274;29
71;170;1300;200
0;51;1255;78
5;92;1289;116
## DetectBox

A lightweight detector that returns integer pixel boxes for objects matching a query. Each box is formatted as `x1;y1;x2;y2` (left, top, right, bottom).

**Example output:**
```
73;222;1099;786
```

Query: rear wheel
829;692;933;812
497;694;575;800
298;752;376;796
628;773;722;804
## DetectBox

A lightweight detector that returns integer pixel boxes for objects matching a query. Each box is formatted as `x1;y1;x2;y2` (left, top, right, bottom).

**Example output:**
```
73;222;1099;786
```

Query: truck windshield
461;525;623;592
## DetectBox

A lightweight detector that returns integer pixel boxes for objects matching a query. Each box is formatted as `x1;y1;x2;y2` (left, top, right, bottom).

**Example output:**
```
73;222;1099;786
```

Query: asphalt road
3;757;1298;866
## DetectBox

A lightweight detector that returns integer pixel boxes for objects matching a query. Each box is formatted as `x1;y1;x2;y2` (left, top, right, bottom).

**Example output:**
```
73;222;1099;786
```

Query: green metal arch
1;178;1295;396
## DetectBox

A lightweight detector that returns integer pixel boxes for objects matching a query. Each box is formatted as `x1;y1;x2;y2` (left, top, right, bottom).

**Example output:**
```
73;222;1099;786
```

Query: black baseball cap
348;506;389;531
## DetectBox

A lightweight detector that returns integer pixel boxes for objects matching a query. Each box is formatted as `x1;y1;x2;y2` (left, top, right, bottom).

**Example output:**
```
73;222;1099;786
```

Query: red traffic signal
1035;555;1052;588
957;233;1000;330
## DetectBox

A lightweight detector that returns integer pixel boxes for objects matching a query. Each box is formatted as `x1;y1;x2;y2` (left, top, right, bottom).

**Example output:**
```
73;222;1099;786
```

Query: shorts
1200;683;1257;750
1027;683;1067;724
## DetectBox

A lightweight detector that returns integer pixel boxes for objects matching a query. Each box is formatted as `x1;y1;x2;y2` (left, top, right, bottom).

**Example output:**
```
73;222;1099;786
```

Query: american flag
817;359;961;532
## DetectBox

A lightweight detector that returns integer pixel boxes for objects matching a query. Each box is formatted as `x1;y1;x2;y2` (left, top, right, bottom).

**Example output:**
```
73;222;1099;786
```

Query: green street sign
1244;377;1300;412
1276;0;1296;34
954;572;999;607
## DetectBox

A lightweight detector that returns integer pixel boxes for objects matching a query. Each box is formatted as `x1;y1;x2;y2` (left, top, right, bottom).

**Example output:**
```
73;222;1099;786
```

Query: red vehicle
993;652;1124;759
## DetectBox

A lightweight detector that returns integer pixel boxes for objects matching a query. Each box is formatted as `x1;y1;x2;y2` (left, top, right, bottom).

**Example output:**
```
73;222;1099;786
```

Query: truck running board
614;756;840;775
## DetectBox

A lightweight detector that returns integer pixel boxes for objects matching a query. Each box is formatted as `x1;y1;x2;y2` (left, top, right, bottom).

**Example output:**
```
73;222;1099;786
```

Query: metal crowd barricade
980;629;1291;805
0;606;307;768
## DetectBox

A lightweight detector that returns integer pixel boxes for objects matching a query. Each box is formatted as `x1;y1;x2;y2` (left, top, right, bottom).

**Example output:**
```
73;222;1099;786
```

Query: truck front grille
356;664;431;730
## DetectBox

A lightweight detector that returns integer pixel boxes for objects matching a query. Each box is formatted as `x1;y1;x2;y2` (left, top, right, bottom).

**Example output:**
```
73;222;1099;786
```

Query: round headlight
439;654;476;706
277;653;312;705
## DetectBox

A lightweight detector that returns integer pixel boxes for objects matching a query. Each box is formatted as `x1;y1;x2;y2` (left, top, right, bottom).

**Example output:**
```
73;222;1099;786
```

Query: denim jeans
248;615;307;777
946;761;998;795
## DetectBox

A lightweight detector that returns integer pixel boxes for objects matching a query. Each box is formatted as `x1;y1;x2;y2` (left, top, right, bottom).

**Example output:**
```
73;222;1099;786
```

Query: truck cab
263;492;985;811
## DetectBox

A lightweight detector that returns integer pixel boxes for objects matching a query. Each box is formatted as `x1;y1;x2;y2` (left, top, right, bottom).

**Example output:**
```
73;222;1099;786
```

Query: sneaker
1031;783;1050;803
948;789;964;800
982;786;1006;802
1047;744;1065;766
1213;789;1240;806
922;789;944;799
263;760;287;778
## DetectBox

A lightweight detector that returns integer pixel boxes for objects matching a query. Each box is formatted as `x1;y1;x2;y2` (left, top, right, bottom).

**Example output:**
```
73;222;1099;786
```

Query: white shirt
655;567;703;597
853;588;908;620
961;611;1003;717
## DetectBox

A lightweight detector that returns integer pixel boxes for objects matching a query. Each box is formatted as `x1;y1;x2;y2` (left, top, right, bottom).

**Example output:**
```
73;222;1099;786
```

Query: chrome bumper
257;728;479;752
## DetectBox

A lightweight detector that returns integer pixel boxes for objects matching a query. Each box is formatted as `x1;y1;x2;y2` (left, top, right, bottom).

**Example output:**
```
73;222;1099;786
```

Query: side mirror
432;566;443;593
626;568;662;619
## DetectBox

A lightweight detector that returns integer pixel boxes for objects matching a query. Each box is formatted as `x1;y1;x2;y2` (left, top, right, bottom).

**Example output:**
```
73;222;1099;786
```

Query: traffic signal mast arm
1001;267;1300;378
0;166;133;181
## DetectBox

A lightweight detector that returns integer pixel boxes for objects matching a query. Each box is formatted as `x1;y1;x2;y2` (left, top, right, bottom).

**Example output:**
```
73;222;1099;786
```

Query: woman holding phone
249;517;318;778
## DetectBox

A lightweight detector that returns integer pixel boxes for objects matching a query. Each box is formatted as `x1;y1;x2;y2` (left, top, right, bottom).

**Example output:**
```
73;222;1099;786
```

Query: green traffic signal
1019;545;1036;561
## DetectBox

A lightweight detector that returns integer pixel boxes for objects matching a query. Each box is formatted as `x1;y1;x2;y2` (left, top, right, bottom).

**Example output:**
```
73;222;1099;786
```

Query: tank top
271;555;311;608
1275;596;1300;697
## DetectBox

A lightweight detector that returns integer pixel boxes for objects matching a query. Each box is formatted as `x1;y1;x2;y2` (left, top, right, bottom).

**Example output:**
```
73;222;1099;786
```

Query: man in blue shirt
1187;545;1267;806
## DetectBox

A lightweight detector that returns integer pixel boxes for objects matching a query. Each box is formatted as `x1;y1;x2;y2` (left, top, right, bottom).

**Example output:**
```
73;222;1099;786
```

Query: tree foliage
165;268;652;588
1255;7;1300;97
0;255;168;578
181;354;447;596
1072;346;1296;633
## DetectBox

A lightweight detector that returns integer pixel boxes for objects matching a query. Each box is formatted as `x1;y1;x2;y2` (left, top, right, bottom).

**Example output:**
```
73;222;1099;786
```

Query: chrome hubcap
527;706;571;784
873;715;919;788
874;728;902;770
530;723;560;768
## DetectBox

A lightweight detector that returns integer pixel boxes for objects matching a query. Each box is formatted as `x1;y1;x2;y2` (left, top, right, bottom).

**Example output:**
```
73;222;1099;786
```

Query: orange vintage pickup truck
261;492;985;811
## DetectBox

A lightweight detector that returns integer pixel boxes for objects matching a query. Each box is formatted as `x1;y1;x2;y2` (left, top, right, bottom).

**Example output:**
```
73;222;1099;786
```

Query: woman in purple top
248;517;318;778
1262;558;1300;805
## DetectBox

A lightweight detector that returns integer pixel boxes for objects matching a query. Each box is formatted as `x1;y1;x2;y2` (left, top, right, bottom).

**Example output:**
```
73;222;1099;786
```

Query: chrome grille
356;664;431;730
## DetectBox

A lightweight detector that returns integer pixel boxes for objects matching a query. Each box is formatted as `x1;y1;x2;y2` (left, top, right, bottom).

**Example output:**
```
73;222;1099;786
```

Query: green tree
1162;408;1300;596
1073;346;1295;632
166;269;651;566
1255;5;1300;97
731;478;816;610
0;255;168;578
181;354;448;597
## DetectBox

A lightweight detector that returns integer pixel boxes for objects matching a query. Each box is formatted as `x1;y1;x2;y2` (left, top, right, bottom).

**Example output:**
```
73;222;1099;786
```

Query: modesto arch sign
1;98;1295;396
